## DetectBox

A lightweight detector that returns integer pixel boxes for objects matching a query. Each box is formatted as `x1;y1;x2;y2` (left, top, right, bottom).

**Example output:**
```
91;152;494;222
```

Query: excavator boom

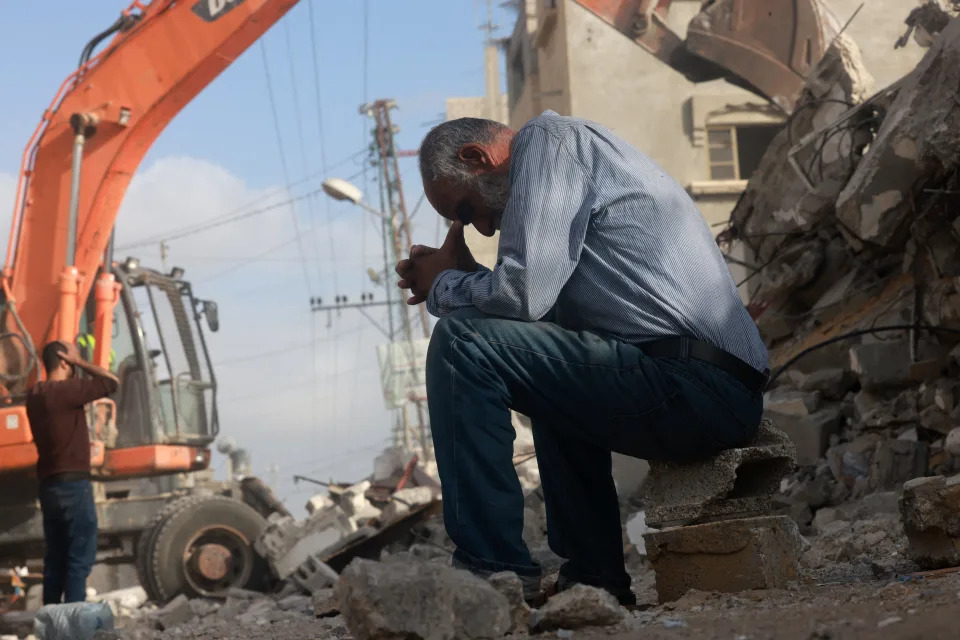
572;0;836;112
3;0;297;383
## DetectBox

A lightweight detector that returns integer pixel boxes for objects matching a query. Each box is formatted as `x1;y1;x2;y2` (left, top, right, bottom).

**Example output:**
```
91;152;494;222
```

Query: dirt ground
131;569;960;640
587;571;960;640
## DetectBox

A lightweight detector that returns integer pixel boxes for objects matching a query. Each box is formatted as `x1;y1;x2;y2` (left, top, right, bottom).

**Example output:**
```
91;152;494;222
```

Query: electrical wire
767;324;960;389
117;151;367;250
260;39;314;294
120;186;328;250
305;0;343;432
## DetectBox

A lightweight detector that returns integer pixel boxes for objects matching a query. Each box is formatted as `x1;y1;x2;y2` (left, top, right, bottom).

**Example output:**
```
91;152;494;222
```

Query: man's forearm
74;360;119;385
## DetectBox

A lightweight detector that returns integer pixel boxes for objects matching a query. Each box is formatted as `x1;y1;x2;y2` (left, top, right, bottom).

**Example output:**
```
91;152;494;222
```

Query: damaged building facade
503;0;925;243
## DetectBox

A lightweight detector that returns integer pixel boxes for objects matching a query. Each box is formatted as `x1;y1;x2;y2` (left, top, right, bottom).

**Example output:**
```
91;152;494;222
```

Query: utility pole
480;0;504;122
360;99;432;461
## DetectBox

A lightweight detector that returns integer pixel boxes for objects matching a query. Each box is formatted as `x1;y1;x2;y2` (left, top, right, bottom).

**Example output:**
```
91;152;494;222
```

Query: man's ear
458;143;491;170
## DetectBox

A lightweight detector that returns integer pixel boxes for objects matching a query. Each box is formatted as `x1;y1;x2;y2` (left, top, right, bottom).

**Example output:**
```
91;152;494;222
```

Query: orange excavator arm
2;0;298;387
571;0;836;113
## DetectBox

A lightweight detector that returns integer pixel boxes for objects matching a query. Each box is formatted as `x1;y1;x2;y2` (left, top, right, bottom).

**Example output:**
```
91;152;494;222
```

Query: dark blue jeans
39;478;98;604
426;308;763;593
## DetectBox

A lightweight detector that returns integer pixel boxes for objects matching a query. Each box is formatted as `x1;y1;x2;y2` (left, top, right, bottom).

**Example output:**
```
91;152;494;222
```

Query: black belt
639;337;769;394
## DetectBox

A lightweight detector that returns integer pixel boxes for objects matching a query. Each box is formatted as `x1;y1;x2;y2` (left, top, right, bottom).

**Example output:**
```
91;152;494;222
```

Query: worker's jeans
39;479;98;604
426;308;763;594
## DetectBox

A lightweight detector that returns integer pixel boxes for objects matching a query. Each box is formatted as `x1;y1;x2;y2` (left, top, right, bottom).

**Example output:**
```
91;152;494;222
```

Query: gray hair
418;118;512;185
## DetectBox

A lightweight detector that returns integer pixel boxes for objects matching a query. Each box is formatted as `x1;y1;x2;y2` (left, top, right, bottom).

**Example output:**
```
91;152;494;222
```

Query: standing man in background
397;111;768;604
27;341;119;604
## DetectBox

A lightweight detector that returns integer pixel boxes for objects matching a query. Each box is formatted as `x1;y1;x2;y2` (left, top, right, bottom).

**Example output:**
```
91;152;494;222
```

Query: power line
119;164;368;251
121;186;325;250
260;39;314;294
306;0;342;432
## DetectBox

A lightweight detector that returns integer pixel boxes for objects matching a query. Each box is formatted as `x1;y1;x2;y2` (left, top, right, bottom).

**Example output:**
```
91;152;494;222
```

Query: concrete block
643;515;804;603
255;507;356;580
900;475;960;569
849;341;912;391
291;554;339;594
771;407;842;466
641;420;796;528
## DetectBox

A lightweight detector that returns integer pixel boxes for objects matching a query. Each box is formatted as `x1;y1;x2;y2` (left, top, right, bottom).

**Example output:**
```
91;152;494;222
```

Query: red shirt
26;377;119;481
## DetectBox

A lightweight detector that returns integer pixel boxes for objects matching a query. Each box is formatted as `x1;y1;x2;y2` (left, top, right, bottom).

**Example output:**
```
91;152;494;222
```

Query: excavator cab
99;258;219;451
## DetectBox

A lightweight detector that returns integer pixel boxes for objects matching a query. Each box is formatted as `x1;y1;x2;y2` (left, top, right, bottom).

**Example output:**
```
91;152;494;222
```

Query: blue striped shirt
426;110;769;373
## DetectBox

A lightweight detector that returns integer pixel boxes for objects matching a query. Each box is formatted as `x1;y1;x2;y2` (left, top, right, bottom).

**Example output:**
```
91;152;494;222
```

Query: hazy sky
0;0;514;510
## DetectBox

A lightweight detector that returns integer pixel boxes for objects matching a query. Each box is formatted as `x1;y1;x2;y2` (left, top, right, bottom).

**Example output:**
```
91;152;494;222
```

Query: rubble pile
720;10;960;559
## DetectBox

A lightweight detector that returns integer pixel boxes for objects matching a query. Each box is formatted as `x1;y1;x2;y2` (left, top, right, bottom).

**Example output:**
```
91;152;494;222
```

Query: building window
706;124;781;181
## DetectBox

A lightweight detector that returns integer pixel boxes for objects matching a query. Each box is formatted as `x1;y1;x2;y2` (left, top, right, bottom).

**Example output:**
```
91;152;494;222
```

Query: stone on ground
487;572;532;634
531;584;623;631
335;558;510;640
900;474;960;569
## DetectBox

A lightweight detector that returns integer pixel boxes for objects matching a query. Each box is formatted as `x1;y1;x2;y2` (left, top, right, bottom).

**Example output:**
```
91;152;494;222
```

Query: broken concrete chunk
150;594;195;631
849;341;912;391
306;493;334;515
291;554;339;594
900;475;960;569
339;480;382;521
764;389;822;417
487;572;532;634
531;584;623;631
871;440;929;491
945;427;960;456
642;420;796;527
643;515;804;603
312;588;339;618
785;368;855;399
276;594;312;614
772;407;842;466
854;388;918;427
255;507;355;580
379;486;437;526
336;558;511;640
837;16;960;247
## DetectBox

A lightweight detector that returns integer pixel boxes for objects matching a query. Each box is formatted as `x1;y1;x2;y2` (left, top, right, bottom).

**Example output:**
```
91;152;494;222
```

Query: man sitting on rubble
396;111;770;605
28;341;119;604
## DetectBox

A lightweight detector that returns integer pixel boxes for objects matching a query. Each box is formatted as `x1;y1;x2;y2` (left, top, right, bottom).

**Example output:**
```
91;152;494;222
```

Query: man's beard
475;172;511;218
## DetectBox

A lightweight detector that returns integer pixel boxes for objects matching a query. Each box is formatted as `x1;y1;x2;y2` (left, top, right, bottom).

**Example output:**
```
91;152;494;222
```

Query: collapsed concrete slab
837;16;960;248
900;474;960;569
723;34;874;301
641;420;797;528
643;515;805;603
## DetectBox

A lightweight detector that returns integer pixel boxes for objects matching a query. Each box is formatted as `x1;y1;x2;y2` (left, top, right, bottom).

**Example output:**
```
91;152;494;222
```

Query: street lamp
322;178;387;219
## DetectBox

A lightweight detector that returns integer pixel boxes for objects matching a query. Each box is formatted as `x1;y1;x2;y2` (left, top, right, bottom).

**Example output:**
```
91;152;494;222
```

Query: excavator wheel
147;495;268;602
135;494;210;602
